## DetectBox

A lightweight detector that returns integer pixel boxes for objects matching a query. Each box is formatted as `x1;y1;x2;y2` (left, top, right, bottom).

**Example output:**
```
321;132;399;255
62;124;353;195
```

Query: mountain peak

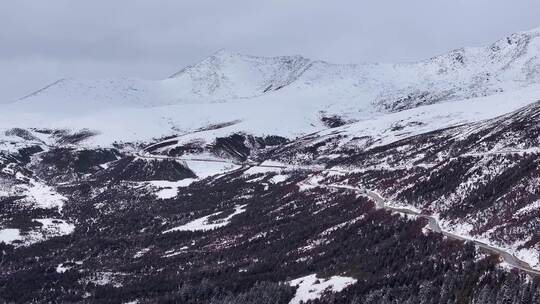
166;50;314;98
211;48;242;58
168;49;247;78
205;49;311;65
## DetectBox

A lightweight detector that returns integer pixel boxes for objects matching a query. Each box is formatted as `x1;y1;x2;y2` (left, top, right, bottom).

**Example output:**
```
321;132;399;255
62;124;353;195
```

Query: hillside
1;26;540;303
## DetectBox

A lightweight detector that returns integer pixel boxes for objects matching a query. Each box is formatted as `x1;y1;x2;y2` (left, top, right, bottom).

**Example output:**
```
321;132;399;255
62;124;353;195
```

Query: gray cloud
2;0;540;101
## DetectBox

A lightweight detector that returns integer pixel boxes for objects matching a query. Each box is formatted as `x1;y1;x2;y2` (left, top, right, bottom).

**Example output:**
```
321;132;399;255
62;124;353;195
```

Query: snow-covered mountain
4;26;540;148
18;27;540;109
2;26;540;303
167;49;314;100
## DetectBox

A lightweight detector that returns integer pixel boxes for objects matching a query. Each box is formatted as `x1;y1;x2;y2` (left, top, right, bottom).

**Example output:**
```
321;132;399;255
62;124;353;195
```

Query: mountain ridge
15;26;540;111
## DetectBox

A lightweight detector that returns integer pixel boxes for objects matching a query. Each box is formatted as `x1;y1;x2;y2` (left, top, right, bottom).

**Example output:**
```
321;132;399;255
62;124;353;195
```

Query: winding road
136;152;540;276
323;184;540;276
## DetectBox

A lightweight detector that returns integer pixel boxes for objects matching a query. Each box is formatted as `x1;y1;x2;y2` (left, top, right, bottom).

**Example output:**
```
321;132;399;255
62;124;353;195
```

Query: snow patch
244;166;282;175
162;246;190;258
184;160;239;179
56;263;71;273
515;200;540;216
269;174;289;184
146;179;197;199
16;177;67;210
26;218;76;244
288;274;357;304
133;248;151;258
1;218;75;246
162;204;247;233
0;228;21;244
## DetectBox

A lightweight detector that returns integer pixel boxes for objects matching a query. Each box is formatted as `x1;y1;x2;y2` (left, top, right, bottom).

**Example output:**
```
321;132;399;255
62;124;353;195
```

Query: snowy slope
3;27;540;148
166;49;313;100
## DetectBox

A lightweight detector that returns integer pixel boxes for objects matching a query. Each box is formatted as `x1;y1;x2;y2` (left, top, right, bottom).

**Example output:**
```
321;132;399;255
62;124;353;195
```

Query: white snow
269;174;289;184
184;160;239;179
162;246;189;258
0;228;22;244
0;218;75;246
146;179;197;199
26;218;76;244
15;177;67;210
298;183;317;192
515;200;540;216
244;166;281;175
56;263;71;273
133;247;151;259
516;247;540;269
288;274;357;304
162;204;247;233
314;84;540;152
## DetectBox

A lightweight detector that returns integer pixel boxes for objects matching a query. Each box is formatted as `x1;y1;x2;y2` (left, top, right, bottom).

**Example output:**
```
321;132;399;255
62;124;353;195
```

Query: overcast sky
2;0;540;102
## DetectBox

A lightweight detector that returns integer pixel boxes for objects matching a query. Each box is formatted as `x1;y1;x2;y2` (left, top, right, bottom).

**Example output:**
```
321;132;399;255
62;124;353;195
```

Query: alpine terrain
1;27;540;303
